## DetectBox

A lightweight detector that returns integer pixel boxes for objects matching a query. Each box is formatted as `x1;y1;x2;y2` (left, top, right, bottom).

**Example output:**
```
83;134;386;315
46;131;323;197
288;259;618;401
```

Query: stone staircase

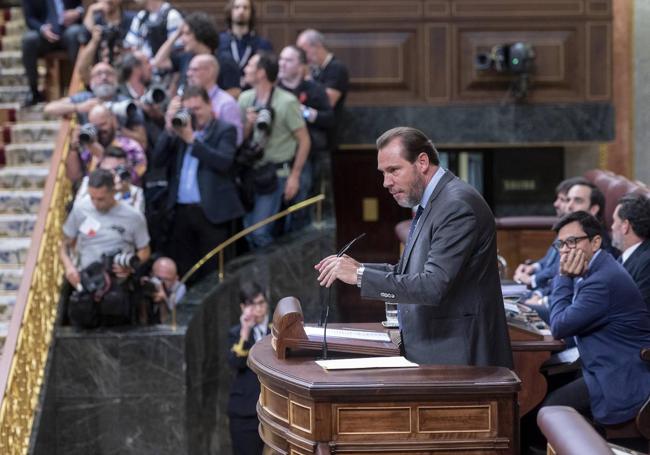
0;6;59;352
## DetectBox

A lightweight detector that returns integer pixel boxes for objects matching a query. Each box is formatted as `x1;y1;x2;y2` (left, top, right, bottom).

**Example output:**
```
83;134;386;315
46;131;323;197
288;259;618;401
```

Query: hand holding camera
171;109;194;144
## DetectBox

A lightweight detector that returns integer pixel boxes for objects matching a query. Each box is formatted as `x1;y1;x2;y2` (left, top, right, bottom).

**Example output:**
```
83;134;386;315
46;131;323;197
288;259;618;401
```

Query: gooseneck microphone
320;233;366;359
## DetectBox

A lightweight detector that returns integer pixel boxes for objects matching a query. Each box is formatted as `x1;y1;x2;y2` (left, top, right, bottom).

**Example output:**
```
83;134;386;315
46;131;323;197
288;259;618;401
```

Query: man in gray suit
316;127;512;368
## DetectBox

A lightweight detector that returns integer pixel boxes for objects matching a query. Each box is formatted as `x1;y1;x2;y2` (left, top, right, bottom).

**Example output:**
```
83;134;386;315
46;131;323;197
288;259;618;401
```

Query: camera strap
253;86;274;111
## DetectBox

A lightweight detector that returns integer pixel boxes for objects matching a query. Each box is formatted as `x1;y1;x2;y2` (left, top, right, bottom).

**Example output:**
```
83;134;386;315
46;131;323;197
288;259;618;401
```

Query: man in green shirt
238;52;310;248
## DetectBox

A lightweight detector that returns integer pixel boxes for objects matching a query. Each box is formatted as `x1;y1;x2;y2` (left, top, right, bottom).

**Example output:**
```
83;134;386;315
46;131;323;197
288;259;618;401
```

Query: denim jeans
284;160;313;232
244;176;287;248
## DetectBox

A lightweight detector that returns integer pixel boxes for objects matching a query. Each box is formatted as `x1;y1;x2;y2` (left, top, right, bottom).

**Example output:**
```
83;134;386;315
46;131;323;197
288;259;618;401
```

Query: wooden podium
249;335;521;454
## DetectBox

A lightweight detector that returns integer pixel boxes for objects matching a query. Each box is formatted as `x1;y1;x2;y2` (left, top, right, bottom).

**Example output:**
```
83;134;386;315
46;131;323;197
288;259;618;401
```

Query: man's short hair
181;85;211;103
118;52;142;83
224;0;256;30
88;168;115;191
103;145;127;160
239;281;264;305
617;193;650;239
580;182;605;222
552;210;602;240
255;51;279;83
556;176;588;195
185;12;220;52
299;29;325;48
284;45;307;64
376;127;440;165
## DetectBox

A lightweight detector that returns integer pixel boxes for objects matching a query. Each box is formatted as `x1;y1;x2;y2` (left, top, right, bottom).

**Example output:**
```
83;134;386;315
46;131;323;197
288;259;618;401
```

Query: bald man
144;257;186;323
185;54;243;145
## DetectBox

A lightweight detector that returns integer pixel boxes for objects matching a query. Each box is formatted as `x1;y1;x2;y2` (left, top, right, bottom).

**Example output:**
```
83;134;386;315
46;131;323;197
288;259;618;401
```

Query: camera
107;100;137;121
141;86;167;105
172;109;192;128
141;276;166;300
114;164;131;182
475;42;535;74
255;107;273;132
78;123;98;145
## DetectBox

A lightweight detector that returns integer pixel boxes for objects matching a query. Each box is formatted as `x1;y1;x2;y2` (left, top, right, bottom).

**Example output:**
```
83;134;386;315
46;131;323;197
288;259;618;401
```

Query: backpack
139;5;173;56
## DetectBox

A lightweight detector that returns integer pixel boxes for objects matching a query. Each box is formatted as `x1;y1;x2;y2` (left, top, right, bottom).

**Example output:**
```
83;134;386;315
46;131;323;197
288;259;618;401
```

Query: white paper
304;326;391;342
315;356;418;370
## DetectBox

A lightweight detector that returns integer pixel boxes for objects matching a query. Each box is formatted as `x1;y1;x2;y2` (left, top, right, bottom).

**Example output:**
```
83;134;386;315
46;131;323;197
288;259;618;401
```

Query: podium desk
249;336;521;455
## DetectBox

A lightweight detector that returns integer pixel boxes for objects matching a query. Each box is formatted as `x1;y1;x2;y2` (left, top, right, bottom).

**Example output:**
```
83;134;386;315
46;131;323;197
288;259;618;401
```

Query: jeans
244;176;287;249
284;160;312;232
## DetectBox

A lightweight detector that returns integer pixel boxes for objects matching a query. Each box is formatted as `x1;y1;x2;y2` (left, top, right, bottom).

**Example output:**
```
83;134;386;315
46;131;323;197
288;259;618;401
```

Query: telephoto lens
78;123;98;144
142;86;166;105
172;109;192;128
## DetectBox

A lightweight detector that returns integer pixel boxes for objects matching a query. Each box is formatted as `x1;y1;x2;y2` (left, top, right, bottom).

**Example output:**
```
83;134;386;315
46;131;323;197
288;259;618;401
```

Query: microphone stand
320;233;366;360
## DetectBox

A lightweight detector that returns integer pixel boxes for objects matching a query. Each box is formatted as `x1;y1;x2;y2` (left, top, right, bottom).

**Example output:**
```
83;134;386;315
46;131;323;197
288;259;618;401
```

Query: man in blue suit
544;210;650;426
152;85;244;279
21;0;84;105
611;193;650;311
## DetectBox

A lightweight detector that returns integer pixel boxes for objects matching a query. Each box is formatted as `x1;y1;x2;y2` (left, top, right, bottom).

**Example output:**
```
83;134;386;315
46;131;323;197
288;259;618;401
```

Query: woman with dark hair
227;281;270;454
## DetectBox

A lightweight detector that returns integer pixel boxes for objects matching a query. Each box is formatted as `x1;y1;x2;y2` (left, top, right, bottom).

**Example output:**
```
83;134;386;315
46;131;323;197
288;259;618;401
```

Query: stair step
0;237;30;265
0;85;29;104
0;33;20;51
3;19;25;37
0;294;15;323
0;190;43;214
3;143;54;166
0;268;22;291
0;166;49;190
8;121;61;144
0;102;52;122
0;213;36;237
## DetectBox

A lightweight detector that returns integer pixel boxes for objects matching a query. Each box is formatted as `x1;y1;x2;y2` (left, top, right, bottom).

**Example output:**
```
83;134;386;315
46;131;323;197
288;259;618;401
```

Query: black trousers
541;376;591;418
229;417;264;455
170;204;232;280
21;25;82;95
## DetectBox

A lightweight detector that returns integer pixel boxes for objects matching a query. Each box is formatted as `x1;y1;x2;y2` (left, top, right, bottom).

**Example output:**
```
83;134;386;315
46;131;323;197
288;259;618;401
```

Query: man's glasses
552;235;590;250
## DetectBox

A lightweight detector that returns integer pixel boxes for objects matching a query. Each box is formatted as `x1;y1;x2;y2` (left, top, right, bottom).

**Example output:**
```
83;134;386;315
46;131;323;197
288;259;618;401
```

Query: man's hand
245;107;259;127
165;96;182;131
284;173;300;202
76;97;101;114
315;254;360;287
515;263;535;277
112;264;132;279
513;269;533;285
559;249;588;277
524;293;542;305
40;24;60;43
175;122;194;144
65;266;81;288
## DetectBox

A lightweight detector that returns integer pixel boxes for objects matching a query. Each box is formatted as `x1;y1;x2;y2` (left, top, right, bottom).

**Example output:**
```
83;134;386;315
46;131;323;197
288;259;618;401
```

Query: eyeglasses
552;235;590;250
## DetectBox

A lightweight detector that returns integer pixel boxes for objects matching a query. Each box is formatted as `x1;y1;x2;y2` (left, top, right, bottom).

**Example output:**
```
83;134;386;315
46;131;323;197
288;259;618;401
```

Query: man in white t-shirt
123;0;182;59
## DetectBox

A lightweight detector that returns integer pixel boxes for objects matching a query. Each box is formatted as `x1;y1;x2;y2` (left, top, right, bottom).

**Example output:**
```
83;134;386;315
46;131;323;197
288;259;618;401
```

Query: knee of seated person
22;30;40;47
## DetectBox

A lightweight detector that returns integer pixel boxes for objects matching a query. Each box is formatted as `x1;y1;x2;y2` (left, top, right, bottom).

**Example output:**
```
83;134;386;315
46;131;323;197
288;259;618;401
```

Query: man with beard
66;104;147;186
44;62;147;148
315;127;513;368
218;0;272;82
611;193;650;310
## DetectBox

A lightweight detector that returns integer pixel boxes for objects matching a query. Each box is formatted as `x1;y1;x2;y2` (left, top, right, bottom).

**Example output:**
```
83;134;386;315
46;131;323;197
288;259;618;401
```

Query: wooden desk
509;325;565;416
249;335;521;454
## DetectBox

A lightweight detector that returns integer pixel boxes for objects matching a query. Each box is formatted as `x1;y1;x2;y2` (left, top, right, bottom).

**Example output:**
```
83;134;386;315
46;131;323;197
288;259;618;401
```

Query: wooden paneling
451;0;584;18
291;1;423;20
426;25;451;101
586;22;612;100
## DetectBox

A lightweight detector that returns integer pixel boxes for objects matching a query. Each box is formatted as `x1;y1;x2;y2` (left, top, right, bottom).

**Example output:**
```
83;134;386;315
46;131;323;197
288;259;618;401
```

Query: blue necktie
406;205;424;246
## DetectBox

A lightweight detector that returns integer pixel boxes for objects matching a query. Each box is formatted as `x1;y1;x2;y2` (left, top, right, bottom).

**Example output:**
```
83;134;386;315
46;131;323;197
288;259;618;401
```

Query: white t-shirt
123;3;183;59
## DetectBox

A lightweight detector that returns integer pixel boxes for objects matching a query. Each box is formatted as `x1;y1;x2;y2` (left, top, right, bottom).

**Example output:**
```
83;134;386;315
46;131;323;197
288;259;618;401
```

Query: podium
248;334;521;454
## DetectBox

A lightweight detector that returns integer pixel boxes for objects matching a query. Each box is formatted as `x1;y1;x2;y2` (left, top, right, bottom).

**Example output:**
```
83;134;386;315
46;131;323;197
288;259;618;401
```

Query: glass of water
384;302;399;327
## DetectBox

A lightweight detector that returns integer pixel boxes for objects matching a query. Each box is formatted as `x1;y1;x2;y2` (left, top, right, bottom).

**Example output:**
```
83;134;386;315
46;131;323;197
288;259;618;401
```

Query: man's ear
589;205;600;217
416;152;430;172
591;235;602;252
622;219;632;235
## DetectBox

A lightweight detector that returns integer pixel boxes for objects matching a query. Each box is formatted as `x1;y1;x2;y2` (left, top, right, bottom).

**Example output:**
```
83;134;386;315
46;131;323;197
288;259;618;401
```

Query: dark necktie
406;205;424;246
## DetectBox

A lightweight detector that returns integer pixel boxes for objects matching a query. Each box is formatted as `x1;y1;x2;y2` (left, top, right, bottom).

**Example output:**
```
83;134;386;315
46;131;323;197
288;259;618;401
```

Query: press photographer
238;51;310;248
139;257;186;324
60;169;151;327
151;85;243;278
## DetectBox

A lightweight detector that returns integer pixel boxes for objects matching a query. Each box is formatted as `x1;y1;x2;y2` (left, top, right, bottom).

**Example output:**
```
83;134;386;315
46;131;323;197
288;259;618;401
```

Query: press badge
79;216;101;237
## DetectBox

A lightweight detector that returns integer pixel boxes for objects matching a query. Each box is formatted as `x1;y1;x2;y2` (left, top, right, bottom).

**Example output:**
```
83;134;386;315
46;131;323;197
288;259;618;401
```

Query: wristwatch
356;265;365;288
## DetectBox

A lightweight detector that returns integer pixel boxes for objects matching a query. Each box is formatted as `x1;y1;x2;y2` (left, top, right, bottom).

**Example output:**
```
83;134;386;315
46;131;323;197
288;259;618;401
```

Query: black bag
140;6;172;56
68;291;100;328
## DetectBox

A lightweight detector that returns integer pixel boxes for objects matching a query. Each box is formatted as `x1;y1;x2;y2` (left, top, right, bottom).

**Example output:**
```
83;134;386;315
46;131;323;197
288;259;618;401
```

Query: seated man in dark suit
21;0;84;105
544;211;650;426
611;193;650;311
151;85;244;278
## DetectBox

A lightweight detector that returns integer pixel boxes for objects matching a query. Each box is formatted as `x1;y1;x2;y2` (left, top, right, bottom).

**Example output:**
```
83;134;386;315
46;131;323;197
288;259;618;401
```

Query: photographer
73;145;145;213
238;52;310;249
66;104;147;186
60;169;151;327
140;257;186;324
76;0;136;85
45;62;147;149
152;85;243;278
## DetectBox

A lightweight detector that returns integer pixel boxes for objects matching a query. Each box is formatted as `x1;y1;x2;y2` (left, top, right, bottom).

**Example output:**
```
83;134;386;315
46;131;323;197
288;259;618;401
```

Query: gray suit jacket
361;171;513;368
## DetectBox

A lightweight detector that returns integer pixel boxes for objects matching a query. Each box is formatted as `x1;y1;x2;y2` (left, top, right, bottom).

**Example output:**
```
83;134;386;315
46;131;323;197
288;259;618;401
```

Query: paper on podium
315;356;418;370
304;326;391;342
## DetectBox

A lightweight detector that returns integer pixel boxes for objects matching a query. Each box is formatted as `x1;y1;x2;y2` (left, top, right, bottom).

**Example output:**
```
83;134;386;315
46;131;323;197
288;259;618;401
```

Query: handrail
181;193;325;284
0;55;82;453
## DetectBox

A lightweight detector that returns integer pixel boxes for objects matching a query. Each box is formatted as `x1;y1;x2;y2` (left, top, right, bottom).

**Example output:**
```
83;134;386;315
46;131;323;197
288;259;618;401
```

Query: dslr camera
254;107;273;132
78;123;98;145
172;109;193;128
141;86;167;106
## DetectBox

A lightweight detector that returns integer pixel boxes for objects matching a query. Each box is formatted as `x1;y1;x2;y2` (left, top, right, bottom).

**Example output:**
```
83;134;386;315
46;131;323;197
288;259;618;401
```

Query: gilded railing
0;117;74;453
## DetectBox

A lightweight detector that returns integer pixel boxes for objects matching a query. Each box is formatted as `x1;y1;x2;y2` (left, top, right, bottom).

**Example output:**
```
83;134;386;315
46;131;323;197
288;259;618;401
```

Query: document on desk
316;356;418;370
304;326;391;342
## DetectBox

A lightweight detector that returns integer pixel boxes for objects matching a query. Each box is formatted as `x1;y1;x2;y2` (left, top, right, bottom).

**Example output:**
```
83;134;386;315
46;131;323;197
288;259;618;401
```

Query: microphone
320;233;366;360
